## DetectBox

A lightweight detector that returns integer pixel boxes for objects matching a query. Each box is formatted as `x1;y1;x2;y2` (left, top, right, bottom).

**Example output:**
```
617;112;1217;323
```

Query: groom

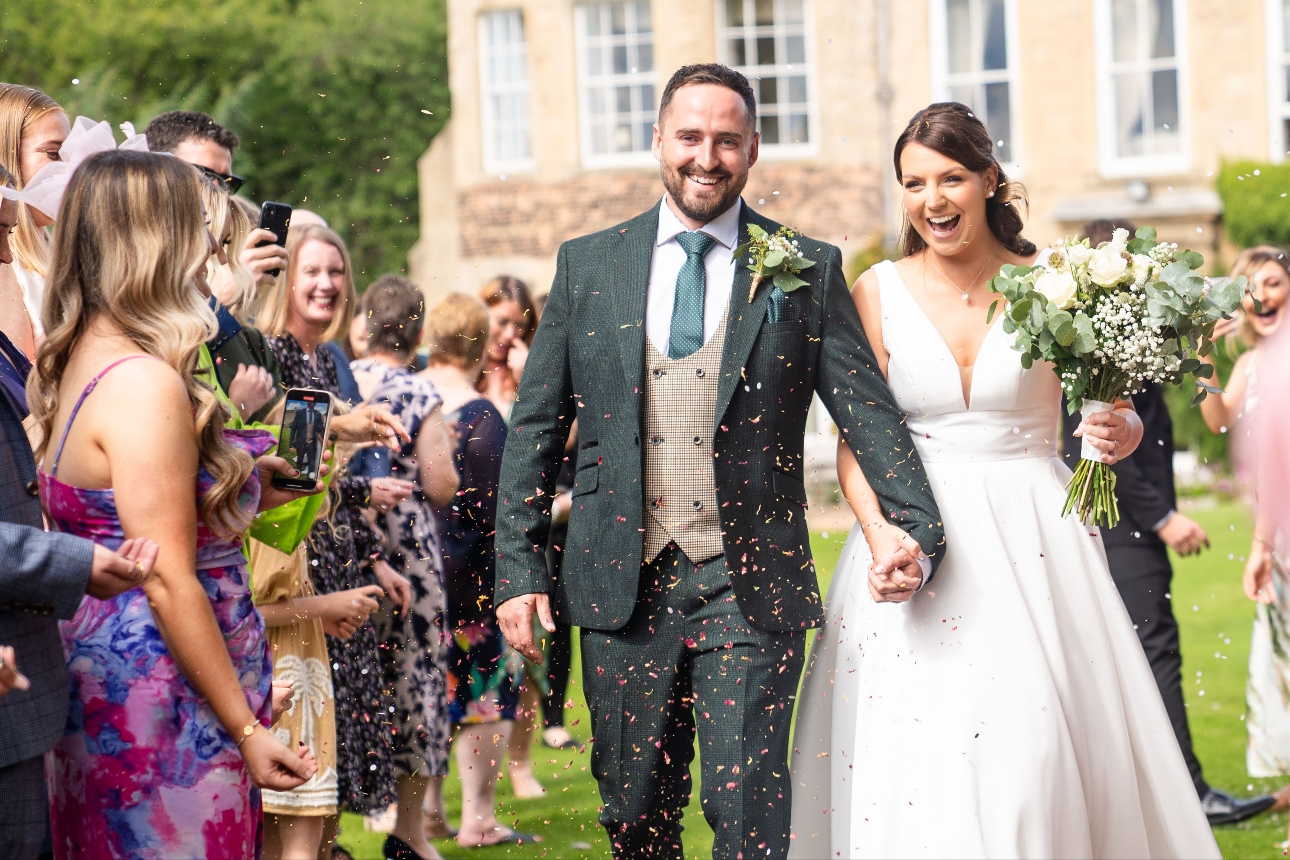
495;64;943;859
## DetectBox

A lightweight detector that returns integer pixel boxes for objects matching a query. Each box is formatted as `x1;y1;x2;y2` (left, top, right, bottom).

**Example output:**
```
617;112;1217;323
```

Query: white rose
1034;270;1079;309
1066;242;1093;267
1088;244;1129;287
1131;254;1153;286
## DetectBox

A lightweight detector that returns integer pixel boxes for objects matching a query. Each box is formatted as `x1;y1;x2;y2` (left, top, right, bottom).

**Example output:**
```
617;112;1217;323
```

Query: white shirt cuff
915;555;932;591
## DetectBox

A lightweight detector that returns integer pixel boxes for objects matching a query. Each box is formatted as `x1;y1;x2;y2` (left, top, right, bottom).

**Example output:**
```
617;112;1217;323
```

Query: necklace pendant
961;293;970;302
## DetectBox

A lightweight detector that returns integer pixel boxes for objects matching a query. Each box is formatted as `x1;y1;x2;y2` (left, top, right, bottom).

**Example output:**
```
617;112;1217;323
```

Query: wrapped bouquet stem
987;227;1248;528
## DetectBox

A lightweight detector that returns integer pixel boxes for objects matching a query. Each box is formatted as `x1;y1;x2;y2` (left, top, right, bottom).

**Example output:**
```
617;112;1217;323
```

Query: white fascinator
0;117;150;220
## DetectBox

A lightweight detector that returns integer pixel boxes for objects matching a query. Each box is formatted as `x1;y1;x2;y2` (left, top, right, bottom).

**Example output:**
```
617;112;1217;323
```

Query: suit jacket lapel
611;203;660;395
715;203;777;425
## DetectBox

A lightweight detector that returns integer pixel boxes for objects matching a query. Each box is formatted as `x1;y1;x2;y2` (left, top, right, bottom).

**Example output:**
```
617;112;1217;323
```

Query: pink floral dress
40;356;275;859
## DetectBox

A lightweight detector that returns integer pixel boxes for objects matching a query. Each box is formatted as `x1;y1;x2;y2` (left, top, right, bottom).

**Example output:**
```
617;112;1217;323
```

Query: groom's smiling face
653;83;759;229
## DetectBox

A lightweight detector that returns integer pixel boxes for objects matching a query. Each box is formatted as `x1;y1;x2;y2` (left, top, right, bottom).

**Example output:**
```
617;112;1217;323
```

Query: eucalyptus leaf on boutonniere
734;224;815;303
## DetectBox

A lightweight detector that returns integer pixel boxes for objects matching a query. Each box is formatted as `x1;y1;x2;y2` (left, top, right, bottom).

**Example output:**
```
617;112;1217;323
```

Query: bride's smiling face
899;142;997;257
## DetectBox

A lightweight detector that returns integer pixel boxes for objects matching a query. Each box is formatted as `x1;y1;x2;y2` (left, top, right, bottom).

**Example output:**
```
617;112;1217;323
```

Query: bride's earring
987;190;996;198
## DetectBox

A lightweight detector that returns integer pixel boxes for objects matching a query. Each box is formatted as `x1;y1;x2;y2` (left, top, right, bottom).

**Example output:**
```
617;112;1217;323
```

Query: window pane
1150;0;1175;59
757;36;776;64
784;0;804;24
1151;68;1180;142
946;0;972;74
616;85;632;112
590;88;607;115
586;7;602;36
635;2;652;31
756;0;774;26
788;75;808;103
1111;0;1139;63
726;0;745;27
761;114;781;144
1284;0;1290;57
613;45;628;73
760;77;779;104
789;113;809;144
786;34;806;64
615;123;633;152
1284;63;1290;103
1114;72;1146;157
611;3;626;34
729;38;748;66
984;81;1012;163
641;83;656;110
1284;117;1290;156
983;0;1008;71
592;123;609;154
637;41;654;71
949;84;973;107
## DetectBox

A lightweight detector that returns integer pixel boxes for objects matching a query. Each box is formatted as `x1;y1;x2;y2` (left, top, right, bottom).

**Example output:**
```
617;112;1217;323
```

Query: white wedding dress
788;261;1219;859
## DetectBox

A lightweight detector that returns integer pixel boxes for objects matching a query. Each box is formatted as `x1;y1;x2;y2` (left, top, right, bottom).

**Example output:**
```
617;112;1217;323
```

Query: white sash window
479;9;533;174
576;1;657;168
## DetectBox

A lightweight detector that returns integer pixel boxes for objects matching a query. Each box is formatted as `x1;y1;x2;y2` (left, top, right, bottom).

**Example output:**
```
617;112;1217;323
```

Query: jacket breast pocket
772;469;808;507
573;464;599;496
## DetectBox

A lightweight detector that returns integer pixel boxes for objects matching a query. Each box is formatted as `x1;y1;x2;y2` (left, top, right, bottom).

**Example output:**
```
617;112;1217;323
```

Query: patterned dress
434;399;522;725
267;334;397;814
42;356;275;859
351;360;452;778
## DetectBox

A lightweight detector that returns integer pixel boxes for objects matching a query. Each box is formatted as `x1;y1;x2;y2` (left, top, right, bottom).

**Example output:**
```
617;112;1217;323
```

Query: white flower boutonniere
735;224;816;303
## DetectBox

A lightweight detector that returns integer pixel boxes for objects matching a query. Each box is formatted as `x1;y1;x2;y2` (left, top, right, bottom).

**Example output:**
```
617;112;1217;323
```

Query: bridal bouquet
986;226;1247;528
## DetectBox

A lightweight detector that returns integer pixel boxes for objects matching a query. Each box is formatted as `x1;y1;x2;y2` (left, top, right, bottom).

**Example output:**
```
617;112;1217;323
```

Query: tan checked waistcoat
642;302;730;564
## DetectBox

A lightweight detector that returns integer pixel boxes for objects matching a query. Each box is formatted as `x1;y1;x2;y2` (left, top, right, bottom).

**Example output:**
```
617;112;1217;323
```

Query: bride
788;102;1218;858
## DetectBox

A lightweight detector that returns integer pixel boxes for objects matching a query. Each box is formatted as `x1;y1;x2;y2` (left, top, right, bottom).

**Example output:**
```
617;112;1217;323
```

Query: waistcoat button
652;369;663;379
693;436;702;445
695;368;705;378
693;500;703;511
651;436;662;446
25;480;38;497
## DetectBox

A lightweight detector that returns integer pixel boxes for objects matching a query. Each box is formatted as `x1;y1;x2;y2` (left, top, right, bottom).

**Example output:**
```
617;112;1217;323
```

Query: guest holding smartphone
32;150;317;858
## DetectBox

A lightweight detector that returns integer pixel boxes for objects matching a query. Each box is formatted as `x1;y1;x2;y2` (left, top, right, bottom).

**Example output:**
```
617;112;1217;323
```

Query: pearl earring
987;190;996;198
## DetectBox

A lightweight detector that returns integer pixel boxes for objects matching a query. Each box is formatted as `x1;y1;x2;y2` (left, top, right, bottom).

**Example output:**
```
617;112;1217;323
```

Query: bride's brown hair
29;149;256;537
894;102;1035;259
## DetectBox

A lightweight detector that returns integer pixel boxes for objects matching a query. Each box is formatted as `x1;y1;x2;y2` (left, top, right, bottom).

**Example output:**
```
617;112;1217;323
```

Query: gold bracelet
235;722;258;747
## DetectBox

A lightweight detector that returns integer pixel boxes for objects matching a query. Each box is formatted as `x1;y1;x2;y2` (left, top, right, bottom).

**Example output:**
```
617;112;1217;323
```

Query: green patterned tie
669;231;717;359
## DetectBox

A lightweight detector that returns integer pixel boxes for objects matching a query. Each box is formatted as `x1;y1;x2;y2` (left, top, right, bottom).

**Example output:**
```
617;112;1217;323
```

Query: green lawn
338;500;1282;859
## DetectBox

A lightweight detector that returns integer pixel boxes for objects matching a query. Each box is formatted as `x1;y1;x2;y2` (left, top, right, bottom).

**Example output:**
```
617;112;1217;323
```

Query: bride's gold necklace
924;248;996;304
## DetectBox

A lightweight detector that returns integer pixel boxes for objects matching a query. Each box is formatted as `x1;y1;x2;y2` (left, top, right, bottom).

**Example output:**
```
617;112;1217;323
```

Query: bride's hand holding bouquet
986;226;1248;527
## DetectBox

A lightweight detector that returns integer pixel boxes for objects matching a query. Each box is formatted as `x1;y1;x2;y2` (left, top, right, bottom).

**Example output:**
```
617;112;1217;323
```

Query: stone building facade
412;0;1283;303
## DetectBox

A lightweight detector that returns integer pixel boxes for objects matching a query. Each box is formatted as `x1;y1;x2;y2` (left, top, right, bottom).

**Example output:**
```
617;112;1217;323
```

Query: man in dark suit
1064;219;1275;826
288;400;322;478
0;187;156;858
494;64;942;859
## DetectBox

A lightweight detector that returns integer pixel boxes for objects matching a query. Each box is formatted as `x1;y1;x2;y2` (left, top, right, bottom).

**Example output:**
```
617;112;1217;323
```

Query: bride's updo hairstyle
29;149;257;536
894;102;1035;258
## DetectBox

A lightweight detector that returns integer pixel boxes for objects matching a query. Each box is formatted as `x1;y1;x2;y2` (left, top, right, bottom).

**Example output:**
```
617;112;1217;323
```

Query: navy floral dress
351;359;452;778
267;333;397;814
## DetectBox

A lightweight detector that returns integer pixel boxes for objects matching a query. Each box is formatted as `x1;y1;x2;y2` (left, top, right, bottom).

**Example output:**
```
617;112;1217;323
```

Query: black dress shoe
1202;788;1277;825
383;834;432;860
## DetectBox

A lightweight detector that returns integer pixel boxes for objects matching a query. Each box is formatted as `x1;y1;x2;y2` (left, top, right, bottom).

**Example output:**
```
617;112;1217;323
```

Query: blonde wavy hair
258;223;355;343
28;150;256;537
0;83;63;278
198;178;256;317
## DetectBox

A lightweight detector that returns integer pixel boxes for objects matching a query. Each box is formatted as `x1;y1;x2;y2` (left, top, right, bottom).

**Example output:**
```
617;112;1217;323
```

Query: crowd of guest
0;84;570;860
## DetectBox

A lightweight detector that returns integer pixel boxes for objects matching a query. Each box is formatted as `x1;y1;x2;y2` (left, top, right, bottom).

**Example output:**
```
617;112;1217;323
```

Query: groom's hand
864;522;925;604
497;593;557;663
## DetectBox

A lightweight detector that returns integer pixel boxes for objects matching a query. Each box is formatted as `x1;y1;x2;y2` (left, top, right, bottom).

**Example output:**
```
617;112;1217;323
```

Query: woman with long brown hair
789;103;1216;858
33;149;317;858
477;275;536;418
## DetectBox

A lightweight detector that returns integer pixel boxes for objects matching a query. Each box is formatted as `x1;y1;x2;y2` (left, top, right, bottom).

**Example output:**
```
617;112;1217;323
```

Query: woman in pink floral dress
29;150;316;859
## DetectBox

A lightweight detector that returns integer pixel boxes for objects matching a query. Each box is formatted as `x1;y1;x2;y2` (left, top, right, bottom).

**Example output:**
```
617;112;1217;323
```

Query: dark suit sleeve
0;522;93;619
495;243;576;603
813;246;946;573
1110;452;1173;531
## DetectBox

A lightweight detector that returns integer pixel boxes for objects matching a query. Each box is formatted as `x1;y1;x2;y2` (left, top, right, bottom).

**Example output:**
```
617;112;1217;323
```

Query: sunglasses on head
193;163;246;195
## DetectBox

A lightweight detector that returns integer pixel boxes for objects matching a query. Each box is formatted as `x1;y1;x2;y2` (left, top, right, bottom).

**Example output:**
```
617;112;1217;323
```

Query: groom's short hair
659;64;757;129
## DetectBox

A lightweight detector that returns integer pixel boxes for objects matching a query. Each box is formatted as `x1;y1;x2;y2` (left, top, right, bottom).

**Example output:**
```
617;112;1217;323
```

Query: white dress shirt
645;195;742;357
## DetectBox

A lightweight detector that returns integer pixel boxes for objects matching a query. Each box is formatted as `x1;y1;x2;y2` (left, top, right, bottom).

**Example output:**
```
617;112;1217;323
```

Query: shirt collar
656;195;743;250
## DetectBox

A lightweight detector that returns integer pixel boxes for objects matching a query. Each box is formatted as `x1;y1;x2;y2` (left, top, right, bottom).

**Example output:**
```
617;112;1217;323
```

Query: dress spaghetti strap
50;355;148;476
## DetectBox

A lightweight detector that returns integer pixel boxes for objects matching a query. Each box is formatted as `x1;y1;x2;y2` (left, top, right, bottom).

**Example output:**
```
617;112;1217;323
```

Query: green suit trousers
581;546;806;859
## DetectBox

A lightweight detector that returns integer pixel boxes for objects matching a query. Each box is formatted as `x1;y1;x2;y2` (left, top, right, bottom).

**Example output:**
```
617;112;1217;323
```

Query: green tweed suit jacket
495;200;943;633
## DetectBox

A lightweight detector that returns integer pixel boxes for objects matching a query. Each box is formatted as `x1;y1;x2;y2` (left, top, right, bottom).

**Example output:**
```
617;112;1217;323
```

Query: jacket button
693;500;703;511
693;436;702;445
695;368;705;378
25;480;38;497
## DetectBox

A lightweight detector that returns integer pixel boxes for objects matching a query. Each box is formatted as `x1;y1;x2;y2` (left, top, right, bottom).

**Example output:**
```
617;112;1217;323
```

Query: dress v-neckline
884;260;1004;411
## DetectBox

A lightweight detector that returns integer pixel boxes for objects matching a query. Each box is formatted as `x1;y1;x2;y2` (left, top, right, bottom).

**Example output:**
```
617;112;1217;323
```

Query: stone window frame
574;1;659;169
1092;0;1191;178
715;0;820;160
1265;0;1290;163
927;0;1023;175
478;8;535;175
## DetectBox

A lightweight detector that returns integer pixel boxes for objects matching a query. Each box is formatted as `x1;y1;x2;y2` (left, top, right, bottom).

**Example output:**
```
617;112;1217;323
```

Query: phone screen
278;393;330;482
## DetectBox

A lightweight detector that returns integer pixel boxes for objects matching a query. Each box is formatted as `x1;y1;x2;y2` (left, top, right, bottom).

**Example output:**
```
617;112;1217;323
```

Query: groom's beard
660;162;748;225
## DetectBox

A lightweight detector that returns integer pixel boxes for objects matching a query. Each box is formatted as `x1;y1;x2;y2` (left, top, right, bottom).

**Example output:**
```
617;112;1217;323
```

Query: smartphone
272;388;332;491
257;202;293;278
